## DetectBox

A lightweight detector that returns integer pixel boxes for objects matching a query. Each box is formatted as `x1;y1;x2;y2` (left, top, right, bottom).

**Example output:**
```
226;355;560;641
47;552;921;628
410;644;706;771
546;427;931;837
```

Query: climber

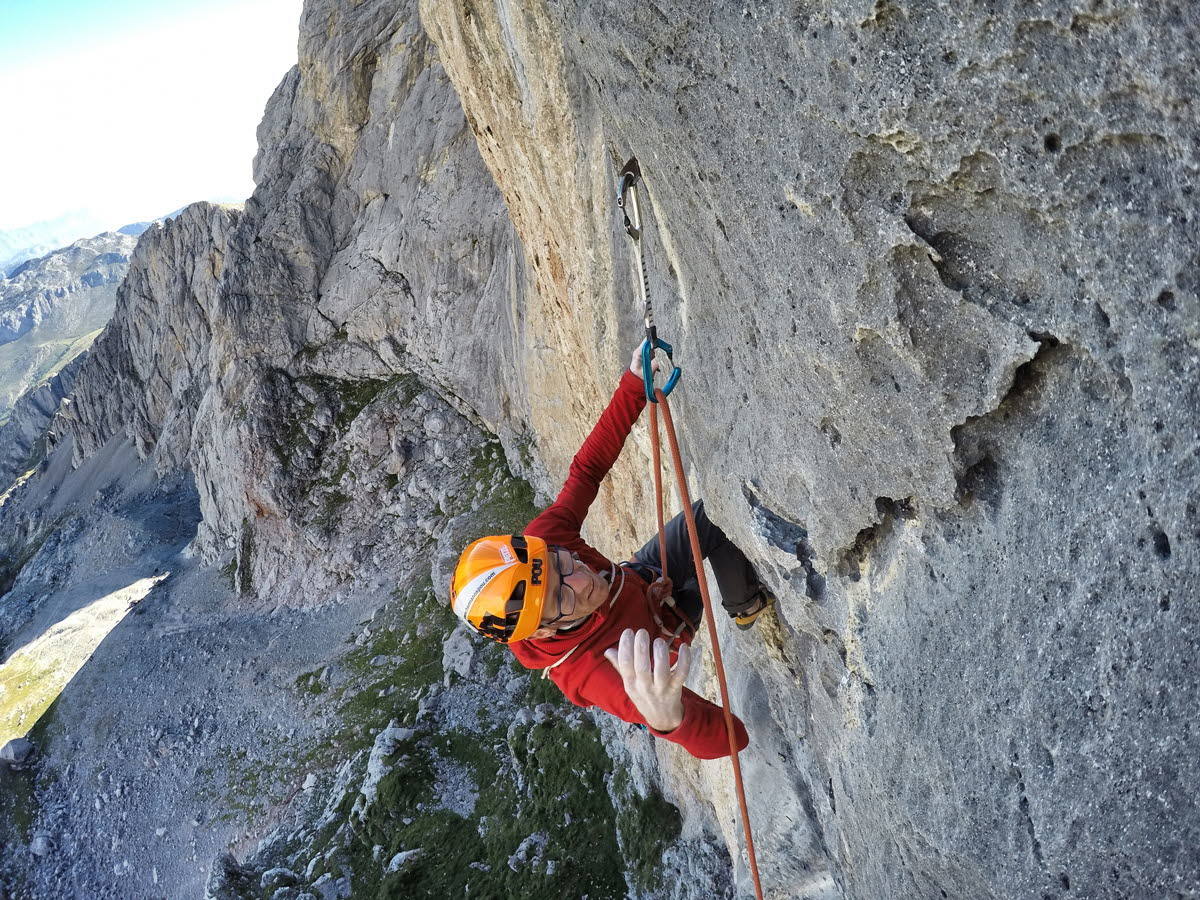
449;342;774;759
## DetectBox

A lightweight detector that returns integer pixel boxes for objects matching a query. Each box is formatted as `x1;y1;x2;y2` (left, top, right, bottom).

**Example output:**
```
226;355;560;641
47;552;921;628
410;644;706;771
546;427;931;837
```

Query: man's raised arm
526;345;652;536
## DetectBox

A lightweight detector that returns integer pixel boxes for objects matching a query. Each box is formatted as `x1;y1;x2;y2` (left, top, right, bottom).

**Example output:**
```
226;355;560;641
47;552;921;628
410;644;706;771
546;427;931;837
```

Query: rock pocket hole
957;453;1000;508
1043;133;1062;153
1151;528;1171;559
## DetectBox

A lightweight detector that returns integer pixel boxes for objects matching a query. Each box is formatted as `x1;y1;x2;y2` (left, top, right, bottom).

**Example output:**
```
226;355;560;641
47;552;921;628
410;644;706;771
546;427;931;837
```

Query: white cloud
0;0;302;231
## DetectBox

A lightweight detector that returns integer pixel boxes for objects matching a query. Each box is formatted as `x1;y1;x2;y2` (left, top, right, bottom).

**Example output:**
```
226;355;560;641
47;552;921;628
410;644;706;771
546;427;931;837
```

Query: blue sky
0;0;228;69
0;0;303;233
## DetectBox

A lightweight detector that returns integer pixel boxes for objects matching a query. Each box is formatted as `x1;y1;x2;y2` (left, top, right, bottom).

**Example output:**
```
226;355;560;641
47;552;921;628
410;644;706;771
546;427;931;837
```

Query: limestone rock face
52;207;233;473
7;1;527;606
1;1;1196;898
419;3;1199;897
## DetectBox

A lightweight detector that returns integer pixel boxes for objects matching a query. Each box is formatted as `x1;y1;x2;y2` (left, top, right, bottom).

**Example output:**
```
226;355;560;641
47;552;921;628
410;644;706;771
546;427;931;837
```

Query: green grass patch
275;373;419;486
294;670;326;696
0;325;105;417
477;642;512;681
0;647;65;746
219;557;237;590
42;328;103;382
466;441;538;535
294;578;451;767
314;489;352;530
342;703;628;899
612;770;684;893
328;377;388;433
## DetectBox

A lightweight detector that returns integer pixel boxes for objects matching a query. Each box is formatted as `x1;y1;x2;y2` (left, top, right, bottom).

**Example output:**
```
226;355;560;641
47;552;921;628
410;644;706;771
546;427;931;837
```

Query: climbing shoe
732;587;775;630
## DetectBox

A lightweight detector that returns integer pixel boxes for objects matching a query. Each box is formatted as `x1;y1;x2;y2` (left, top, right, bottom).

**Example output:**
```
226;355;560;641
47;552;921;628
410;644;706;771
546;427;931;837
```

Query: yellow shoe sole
733;592;775;630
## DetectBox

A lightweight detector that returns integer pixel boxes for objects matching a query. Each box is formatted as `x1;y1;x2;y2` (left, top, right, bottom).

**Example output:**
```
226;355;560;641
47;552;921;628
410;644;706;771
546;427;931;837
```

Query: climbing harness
616;560;695;647
617;158;765;900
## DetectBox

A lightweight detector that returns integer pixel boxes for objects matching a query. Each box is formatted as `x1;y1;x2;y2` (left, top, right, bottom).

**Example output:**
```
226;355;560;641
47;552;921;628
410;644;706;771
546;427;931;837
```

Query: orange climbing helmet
450;534;550;643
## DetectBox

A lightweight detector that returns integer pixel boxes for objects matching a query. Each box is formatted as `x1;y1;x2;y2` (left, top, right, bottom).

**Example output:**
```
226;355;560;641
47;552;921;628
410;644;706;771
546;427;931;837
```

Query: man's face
528;548;609;639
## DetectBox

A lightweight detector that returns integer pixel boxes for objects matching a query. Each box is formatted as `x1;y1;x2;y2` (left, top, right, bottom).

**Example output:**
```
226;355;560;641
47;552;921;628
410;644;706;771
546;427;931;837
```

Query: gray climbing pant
629;500;763;626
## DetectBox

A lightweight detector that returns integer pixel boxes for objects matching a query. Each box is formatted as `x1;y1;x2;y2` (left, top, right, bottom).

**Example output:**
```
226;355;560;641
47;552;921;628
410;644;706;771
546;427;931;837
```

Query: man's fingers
603;629;632;681
652;637;671;690
616;628;634;677
629;340;649;375
633;629;652;684
610;629;691;699
672;642;691;686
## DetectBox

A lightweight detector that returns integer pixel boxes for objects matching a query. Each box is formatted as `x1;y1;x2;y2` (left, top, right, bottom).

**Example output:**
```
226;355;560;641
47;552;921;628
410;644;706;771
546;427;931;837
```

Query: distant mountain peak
0;203;236;276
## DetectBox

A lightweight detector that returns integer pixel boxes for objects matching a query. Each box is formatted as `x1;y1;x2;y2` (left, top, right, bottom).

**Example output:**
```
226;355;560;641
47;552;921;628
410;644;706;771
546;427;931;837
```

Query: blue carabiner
641;337;682;402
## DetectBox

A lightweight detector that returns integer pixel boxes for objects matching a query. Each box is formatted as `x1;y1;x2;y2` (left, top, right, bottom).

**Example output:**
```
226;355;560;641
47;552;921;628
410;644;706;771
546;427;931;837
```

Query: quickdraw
617;157;765;900
616;158;682;403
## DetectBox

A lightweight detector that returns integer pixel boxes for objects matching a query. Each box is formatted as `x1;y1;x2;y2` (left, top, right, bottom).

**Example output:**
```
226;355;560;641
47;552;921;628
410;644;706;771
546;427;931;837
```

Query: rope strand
652;388;764;900
649;403;669;580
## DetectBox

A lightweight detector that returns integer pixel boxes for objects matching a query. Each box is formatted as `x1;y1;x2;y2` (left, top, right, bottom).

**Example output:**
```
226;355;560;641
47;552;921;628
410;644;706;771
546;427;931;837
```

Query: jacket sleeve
574;659;749;760
526;369;647;542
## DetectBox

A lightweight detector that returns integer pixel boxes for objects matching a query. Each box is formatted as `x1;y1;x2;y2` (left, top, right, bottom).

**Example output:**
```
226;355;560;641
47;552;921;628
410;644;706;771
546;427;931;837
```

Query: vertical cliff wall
0;1;723;896
419;3;1199;897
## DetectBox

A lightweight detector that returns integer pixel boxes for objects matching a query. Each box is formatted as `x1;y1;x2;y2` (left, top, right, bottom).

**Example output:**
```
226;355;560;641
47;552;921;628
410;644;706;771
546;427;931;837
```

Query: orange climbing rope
617;153;763;898
647;390;765;900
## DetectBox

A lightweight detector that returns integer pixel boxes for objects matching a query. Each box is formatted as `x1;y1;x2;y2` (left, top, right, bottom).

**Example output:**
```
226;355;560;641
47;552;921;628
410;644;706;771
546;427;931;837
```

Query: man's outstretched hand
628;340;664;378
604;628;690;733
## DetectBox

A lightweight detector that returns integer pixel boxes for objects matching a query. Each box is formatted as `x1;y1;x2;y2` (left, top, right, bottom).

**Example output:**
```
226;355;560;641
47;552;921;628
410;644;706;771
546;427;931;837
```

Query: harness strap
649;600;691;646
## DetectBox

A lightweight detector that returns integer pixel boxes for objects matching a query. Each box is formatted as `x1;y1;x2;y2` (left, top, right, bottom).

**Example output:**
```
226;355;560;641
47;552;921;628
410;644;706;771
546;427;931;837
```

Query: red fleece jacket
508;370;749;760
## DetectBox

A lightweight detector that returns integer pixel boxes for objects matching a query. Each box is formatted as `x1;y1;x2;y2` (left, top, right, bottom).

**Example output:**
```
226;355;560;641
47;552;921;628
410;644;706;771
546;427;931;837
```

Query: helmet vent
510;534;529;563
505;581;526;616
478;614;511;641
476;580;528;643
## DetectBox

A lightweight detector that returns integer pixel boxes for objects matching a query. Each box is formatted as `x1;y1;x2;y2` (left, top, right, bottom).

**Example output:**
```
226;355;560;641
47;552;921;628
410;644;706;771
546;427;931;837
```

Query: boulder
0;738;35;767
